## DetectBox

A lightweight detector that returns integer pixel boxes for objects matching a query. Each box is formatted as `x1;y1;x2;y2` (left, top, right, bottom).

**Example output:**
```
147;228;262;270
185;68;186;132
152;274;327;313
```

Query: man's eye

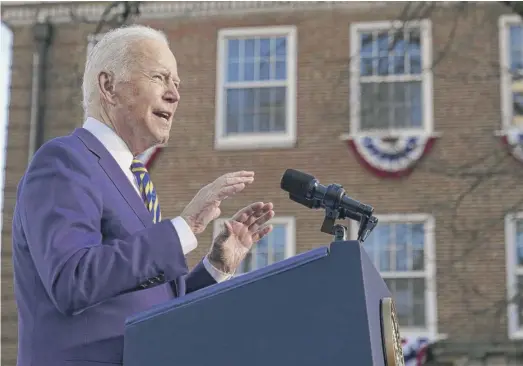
153;75;163;80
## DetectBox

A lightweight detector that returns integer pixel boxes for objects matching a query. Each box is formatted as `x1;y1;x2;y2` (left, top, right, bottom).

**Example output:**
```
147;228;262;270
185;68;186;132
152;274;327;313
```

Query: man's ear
98;71;117;105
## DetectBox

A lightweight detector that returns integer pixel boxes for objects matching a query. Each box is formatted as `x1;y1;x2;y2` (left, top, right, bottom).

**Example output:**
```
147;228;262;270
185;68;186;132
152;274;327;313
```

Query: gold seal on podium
380;297;405;366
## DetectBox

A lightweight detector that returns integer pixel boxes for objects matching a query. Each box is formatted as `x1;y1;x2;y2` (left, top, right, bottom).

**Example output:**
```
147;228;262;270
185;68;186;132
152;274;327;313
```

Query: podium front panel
124;241;392;366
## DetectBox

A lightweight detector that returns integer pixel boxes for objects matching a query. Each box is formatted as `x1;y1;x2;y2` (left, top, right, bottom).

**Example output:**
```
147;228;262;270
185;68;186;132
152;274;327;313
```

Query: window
351;214;437;339
212;216;295;274
505;212;523;339
349;20;433;136
500;16;523;131
215;26;297;150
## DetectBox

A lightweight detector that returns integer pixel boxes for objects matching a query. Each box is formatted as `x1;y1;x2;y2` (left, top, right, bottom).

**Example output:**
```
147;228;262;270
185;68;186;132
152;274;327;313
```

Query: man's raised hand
180;171;255;234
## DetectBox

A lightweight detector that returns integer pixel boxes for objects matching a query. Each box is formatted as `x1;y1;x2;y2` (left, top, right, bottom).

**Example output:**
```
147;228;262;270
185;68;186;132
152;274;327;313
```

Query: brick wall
1;2;521;364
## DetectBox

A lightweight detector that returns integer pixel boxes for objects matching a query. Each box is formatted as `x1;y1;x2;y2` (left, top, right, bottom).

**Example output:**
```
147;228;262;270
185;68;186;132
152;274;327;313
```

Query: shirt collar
82;117;134;172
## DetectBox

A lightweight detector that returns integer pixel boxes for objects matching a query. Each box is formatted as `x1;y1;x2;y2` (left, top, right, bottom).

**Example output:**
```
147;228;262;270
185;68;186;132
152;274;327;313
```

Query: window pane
256;237;269;269
395;224;408;271
242;89;255;133
410;82;423;128
513;92;523;118
377;31;389;55
275;37;286;57
225;87;287;135
360;57;373;76
259;38;271;80
243;60;255;81
360;33;373;57
236;223;290;274
517;219;523;267
244;39;255;60
369;221;428;329
510;25;523;73
275;60;286;80
226;89;240;134
386;278;426;327
407;29;422;75
226;35;288;84
373;224;391;271
412;223;425;270
227;60;239;82
228;39;240;59
271;224;287;263
518;275;523;327
360;81;423;130
273;87;287;132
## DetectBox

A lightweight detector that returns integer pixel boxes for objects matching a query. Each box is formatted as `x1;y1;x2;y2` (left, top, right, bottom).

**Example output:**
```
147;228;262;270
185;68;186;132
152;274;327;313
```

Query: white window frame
347;20;434;139
499;14;523;134
212;216;296;274
215;26;297;150
505;212;523;340
350;213;438;340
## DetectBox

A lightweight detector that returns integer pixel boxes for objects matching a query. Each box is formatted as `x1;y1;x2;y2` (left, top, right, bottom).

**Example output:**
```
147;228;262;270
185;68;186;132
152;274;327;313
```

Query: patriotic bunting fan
346;134;437;178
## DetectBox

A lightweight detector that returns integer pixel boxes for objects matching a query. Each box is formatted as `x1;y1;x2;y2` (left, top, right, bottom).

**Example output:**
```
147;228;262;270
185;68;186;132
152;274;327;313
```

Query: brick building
2;1;523;365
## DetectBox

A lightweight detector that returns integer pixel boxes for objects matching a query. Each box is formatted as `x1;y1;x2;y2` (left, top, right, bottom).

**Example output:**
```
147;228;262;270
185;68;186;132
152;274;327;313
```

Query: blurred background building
1;1;523;365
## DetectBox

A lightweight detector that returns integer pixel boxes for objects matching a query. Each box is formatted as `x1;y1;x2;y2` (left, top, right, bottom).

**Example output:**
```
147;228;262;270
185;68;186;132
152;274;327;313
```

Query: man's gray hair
82;25;169;113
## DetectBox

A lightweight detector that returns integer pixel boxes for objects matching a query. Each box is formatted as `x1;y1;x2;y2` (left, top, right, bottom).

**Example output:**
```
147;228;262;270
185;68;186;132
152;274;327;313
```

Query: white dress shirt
83;117;232;283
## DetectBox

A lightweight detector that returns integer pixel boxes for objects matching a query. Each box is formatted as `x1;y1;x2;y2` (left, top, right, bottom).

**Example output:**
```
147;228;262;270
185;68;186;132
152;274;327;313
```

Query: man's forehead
133;40;178;73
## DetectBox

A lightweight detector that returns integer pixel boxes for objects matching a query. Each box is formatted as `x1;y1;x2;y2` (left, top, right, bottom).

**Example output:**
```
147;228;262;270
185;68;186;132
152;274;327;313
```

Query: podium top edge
125;246;330;327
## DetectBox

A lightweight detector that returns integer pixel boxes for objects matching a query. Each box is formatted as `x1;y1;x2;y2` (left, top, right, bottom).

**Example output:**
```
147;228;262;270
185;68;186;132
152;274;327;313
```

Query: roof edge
1;1;390;27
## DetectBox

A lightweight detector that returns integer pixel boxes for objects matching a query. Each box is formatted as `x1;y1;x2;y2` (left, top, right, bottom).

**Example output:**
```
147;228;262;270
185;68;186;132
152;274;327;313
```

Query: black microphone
280;169;374;217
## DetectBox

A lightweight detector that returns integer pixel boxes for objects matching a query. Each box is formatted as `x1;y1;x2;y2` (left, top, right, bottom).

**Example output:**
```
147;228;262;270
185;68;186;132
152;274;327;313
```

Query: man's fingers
248;209;275;232
215;183;247;200
252;225;273;242
223;175;254;186
232;202;264;223
225;171;255;178
220;171;255;186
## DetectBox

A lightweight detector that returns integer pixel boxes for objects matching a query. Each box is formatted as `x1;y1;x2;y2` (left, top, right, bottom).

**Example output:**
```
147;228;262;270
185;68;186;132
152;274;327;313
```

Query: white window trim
214;26;297;150
505;212;523;340
498;14;523;135
350;213;438;340
347;20;434;139
212;216;296;272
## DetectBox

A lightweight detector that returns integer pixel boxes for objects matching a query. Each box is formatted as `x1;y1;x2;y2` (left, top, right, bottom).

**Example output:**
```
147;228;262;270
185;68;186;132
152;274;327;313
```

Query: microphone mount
288;182;378;243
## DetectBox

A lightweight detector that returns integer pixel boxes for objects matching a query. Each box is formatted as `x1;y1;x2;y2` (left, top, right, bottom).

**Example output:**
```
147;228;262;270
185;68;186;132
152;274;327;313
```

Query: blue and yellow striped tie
130;159;162;223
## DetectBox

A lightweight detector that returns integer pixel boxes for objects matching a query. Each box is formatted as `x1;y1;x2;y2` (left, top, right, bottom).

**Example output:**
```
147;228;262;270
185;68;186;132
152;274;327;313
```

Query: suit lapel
74;128;153;228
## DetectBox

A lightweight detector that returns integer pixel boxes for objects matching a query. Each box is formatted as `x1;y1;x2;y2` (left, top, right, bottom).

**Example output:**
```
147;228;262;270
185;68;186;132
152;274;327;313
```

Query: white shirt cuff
171;216;197;255
203;256;234;283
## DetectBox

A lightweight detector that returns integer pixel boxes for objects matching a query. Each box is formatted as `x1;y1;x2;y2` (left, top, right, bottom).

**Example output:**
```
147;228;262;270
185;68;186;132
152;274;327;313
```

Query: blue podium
123;241;404;366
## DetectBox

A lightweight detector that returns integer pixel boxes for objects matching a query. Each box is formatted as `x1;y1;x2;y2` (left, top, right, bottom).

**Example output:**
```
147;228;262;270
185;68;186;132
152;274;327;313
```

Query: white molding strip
2;1;388;26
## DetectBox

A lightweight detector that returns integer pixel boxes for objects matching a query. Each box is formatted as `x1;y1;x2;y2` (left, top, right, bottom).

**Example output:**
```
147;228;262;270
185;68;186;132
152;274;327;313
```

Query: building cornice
1;1;388;26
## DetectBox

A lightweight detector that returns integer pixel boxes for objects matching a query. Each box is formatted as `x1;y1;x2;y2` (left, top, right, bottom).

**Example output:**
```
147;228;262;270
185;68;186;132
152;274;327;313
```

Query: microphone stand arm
318;183;378;243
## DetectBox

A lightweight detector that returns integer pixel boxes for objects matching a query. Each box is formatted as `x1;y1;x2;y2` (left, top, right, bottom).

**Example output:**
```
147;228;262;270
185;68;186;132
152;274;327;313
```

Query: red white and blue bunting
136;146;162;170
500;127;523;163
346;134;437;178
402;336;431;366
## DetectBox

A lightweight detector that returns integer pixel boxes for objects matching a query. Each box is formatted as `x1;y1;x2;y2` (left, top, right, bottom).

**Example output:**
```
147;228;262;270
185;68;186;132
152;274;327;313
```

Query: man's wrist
203;255;234;282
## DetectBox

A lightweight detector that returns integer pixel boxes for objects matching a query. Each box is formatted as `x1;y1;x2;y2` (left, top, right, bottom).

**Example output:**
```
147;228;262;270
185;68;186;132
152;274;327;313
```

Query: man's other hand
207;202;275;274
180;171;255;235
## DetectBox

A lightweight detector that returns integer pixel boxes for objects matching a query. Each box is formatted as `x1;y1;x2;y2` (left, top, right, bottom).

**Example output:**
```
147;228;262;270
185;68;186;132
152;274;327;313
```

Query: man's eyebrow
154;67;180;84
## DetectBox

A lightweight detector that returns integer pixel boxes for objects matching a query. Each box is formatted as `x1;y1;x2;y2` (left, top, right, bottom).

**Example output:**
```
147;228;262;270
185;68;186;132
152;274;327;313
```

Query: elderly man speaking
12;25;275;366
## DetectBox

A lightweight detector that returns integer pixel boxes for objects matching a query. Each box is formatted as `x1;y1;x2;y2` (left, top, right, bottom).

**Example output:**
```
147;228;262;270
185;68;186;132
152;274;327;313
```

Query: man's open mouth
153;111;172;121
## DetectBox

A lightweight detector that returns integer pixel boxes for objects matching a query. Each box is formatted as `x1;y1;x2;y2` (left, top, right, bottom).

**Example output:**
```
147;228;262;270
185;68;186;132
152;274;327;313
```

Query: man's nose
163;88;180;103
